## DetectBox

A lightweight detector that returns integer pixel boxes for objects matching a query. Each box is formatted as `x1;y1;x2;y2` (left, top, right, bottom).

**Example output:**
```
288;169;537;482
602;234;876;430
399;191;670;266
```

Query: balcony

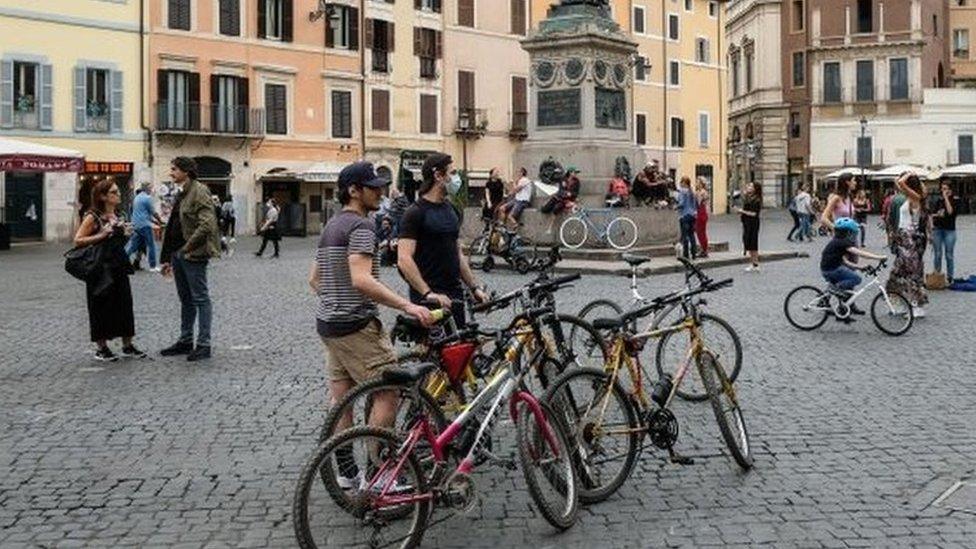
372;50;390;74
509;111;528;140
843;148;883;167
86;102;110;133
455;107;488;138
420;56;437;79
153;102;265;136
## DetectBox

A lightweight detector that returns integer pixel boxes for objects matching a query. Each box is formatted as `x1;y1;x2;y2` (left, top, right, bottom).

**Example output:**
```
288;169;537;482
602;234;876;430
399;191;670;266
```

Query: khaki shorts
321;319;397;384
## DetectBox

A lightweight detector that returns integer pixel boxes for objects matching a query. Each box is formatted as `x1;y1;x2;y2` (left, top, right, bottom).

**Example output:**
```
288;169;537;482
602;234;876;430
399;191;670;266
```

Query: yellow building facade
0;0;146;241
951;0;976;87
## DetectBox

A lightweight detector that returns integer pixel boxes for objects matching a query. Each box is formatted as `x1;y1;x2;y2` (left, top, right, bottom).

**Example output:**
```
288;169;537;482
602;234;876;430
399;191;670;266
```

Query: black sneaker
850;304;866;316
160;341;194;356
187;345;211;362
94;347;119;362
120;344;147;359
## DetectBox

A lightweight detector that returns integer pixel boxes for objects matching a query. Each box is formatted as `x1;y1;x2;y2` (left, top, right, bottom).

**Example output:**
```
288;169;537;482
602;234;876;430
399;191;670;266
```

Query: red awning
0;137;84;173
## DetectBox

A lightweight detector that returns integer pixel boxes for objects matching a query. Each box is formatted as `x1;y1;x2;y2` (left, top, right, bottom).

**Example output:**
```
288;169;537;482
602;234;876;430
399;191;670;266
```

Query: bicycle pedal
670;454;695;465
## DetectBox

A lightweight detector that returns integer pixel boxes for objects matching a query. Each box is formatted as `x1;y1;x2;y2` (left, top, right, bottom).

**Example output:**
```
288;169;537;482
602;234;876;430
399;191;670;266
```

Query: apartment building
0;0;145;241
950;0;976;87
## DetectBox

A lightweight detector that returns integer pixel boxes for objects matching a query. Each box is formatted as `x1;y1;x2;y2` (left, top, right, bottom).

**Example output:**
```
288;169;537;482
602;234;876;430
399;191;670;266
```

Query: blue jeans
125;226;157;268
799;213;812;240
679;214;697;259
931;228;957;280
172;252;212;347
822;266;862;291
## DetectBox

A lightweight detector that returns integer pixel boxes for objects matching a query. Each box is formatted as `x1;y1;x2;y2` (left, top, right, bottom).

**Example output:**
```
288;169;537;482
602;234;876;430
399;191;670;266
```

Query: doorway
4;171;44;240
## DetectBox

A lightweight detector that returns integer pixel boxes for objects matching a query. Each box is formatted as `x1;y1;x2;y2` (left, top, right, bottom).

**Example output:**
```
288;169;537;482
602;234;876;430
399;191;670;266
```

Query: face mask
446;173;462;196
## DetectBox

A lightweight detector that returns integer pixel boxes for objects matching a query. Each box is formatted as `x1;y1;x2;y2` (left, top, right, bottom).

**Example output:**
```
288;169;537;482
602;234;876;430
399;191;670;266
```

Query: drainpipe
139;0;153;169
359;1;366;160
662;6;668;176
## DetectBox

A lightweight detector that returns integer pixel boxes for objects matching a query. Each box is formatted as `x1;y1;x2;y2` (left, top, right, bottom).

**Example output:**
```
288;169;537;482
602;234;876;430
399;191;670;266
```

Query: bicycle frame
572;207;618;243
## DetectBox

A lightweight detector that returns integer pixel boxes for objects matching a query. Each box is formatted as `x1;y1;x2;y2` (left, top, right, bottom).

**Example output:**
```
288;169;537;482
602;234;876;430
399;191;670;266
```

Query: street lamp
859;116;868;193
457;110;471;174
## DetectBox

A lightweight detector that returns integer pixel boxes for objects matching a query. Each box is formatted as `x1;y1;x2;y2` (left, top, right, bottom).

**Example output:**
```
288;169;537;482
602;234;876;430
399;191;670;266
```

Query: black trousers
256;234;279;257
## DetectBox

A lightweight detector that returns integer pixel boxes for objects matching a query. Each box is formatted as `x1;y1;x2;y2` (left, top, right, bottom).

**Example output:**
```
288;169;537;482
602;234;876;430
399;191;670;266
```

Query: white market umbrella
870;164;930;180
935;163;976;179
822;167;877;180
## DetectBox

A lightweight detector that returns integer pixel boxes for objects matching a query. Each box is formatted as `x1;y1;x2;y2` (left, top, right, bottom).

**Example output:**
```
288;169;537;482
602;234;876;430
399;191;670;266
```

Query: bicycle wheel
577;299;624;340
697;350;753;470
654;313;742;402
783;285;830;330
516;400;580;530
469;234;488;256
543;367;639;504
294;427;430;549
559;217;588;249
556;314;609;370
606;216;639;250
870;290;913;336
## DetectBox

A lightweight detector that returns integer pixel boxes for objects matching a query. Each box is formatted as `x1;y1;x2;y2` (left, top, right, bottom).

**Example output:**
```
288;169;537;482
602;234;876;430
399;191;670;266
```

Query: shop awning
301;162;344;182
869;164;930;181
0;137;84;172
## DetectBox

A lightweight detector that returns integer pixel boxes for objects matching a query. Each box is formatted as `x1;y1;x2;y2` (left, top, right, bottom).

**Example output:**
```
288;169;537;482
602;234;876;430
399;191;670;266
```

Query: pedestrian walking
795;184;814;241
676;176;698;259
737;182;763;272
930;181;960;282
310;161;433;487
821;172;856;232
255;198;281;258
125;181;163;271
853;189;871;246
397;153;490;325
885;172;929;318
159;157;220;361
221;196;236;238
694;177;710;257
73;179;145;362
786;187;802;242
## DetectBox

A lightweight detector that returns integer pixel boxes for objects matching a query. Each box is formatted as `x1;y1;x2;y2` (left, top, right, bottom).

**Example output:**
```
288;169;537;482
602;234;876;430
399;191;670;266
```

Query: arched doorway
193;156;232;200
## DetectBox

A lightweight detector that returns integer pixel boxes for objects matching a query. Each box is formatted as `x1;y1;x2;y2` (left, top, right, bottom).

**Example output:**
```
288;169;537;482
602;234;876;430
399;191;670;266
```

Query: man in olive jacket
159;157;220;361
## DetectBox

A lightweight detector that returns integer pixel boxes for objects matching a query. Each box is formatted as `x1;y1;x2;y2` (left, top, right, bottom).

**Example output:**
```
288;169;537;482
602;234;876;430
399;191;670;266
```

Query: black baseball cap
421;153;453;182
338;161;390;189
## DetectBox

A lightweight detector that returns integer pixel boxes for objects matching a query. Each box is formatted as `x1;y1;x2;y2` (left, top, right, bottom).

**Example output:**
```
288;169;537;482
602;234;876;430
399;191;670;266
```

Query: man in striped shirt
309;161;432;455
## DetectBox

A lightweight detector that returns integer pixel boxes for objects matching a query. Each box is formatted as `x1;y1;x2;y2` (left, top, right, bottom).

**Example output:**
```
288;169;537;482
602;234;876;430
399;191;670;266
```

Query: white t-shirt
795;192;812;214
514;177;533;202
265;205;280;224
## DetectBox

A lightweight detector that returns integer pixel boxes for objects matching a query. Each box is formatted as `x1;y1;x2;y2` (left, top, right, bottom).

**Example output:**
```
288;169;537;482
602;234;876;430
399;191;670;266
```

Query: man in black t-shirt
931;182;961;281
397;153;489;324
483;167;506;221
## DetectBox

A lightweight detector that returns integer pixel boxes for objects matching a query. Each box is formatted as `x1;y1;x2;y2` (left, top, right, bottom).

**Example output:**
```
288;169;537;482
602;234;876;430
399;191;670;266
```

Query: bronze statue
561;0;610;6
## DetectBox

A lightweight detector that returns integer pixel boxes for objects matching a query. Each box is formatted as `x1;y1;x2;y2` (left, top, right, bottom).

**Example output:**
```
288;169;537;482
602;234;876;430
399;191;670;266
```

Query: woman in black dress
73;179;144;362
736;182;763;272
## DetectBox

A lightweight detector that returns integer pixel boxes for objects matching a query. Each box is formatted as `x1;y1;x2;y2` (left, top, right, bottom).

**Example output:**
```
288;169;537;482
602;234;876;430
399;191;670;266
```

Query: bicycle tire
542;367;639;504
698;350;753;470
559;217;588;249
516;399;580;530
469;235;488;256
606;216;639;250
870;290;913;336
783;285;829;331
556;314;609;370
294;427;430;549
577;298;624;339
654;313;742;402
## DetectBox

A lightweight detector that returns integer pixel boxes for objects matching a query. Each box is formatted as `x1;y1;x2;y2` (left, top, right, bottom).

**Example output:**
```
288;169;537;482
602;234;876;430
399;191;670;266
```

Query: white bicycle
558;204;638;250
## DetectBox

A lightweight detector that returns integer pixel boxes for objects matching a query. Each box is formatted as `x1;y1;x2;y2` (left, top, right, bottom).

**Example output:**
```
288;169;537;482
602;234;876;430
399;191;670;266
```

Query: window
371;89;390;131
669;60;680;86
13;62;38;124
823;61;841;103
418;0;442;13
510;0;527;35
856;0;872;33
260;0;288;41
933;14;938;37
954;29;970;59
75;67;121;133
959;134;974;164
636;113;646;145
331;90;352;138
458;70;475;111
745;49;754;92
325;5;358;50
368;19;394;73
856;136;872;166
420;93;438;134
789;112;801;138
634;55;647;81
709;1;718;17
157;69;200;130
219;0;240;36
264;83;287;135
792;0;804;31
670;117;685;148
856;60;874;102
457;0;474;27
695;38;710;63
792;51;805;86
698;112;709;147
889;57;908;100
416;28;441;79
168;0;191;30
633;6;645;34
731;52;740;95
668;14;679;40
211;75;248;133
684;0;693;12
511;76;527;132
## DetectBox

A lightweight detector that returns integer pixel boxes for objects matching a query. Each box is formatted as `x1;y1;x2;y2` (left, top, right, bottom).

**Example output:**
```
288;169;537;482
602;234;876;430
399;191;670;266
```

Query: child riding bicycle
820;217;887;312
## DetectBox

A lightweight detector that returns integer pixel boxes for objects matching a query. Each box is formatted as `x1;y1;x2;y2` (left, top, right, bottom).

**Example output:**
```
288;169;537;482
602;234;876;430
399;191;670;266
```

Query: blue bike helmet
834;217;859;236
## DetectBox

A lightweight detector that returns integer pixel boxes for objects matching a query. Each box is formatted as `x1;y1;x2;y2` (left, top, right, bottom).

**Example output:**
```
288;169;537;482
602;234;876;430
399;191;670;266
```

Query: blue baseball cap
338;161;390;190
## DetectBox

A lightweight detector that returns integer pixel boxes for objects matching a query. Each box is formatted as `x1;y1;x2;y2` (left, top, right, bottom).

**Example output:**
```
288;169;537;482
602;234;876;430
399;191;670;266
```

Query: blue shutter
0;60;13;128
39;63;53;130
110;70;123;133
74;66;87;132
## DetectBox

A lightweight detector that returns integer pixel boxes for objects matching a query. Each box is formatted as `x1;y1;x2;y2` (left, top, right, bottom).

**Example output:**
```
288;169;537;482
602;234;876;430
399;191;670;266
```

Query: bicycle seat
381;362;438;384
621;253;652;267
592;317;625;331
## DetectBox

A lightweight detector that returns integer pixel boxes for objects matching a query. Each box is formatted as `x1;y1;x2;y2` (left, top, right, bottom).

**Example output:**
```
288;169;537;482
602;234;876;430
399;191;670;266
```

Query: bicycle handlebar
471;272;581;313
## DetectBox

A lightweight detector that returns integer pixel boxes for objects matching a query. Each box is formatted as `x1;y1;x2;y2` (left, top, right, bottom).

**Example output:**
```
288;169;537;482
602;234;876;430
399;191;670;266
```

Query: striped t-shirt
316;210;380;337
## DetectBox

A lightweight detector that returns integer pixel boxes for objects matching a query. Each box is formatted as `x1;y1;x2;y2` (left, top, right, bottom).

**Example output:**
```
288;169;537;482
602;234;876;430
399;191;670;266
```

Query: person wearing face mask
397;153;490;325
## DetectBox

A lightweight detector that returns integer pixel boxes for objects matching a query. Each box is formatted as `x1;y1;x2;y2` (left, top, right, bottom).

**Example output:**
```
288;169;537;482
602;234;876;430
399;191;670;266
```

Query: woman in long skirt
885;173;929;317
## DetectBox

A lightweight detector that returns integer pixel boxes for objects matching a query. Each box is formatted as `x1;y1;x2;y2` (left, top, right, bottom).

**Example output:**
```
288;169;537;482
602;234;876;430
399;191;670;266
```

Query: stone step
554;241;730;261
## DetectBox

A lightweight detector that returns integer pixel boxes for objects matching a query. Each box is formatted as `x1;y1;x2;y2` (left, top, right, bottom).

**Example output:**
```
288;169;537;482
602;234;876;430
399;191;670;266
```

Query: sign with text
83;162;133;174
0;155;84;173
537;89;581;127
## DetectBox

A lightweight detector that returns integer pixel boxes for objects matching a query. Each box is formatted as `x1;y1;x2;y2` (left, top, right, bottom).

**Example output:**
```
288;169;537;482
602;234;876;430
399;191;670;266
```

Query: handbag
924;272;947;291
64;243;104;281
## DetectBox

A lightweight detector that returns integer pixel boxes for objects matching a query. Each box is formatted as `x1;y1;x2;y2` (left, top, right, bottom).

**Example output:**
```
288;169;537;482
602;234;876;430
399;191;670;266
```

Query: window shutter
220;0;240;35
0;60;12;128
282;0;293;42
511;0;526;35
257;0;267;38
511;76;526;113
372;89;390;131
365;18;374;49
170;0;190;30
436;30;443;58
188;72;200;130
238;77;249;131
349;8;359;50
636;114;646;145
39;63;53;130
413;27;421;56
74;67;87;132
210;74;220;130
458;0;474;27
420;94;437;134
388;22;395;52
433;0;442;13
458;71;474;110
415;0;422;9
110;70;123;133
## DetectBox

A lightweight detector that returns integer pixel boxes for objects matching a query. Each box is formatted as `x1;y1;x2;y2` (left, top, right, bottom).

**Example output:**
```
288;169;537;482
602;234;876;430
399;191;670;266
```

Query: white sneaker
360;471;412;494
336;471;363;490
912;306;926;318
744;264;760;272
149;266;162;273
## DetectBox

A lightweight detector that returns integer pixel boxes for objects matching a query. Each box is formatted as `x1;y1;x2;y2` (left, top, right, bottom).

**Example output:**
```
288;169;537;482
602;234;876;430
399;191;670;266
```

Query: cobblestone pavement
2;211;975;548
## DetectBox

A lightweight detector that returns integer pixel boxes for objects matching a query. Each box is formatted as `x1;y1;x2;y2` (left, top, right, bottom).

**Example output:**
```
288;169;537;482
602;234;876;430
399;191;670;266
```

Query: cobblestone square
2;212;975;548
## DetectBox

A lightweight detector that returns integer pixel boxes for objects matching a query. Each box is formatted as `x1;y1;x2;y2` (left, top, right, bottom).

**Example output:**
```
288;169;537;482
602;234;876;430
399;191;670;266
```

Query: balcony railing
509;111;528;139
153;102;265;136
843;148;884;167
372;50;390;74
13;107;39;130
455;107;488;138
420;56;437;79
954;48;970;60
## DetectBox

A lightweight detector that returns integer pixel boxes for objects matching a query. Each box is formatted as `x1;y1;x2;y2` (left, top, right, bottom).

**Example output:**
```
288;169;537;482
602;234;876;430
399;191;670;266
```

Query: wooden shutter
39;64;53;130
371;89;389;131
220;0;240;36
282;0;293;42
387;22;395;52
349;8;359;50
414;0;421;9
169;0;190;30
257;0;266;38
0;60;12;128
432;0;442;13
420;94;437;134
458;70;474;110
511;0;526;35
413;27;421;56
435;30;443;58
636;113;646;145
364;18;374;49
110;70;123;133
210;74;220;130
458;0;474;27
74;67;87;131
237;77;249;131
332;91;351;138
511;76;526;113
188;72;200;130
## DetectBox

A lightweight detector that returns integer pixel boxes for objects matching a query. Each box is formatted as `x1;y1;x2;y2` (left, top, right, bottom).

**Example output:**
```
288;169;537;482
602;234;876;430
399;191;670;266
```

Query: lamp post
859;116;868;191
458;110;471;174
